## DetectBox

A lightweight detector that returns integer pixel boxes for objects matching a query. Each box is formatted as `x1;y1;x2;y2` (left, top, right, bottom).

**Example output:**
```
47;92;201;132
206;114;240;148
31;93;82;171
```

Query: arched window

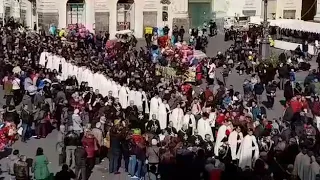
117;0;134;31
67;0;85;27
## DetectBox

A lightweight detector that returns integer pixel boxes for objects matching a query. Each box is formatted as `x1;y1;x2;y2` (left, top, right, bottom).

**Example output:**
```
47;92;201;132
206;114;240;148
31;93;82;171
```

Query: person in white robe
39;52;48;67
309;156;320;180
134;88;143;108
149;95;162;120
237;128;259;170
128;87;137;106
52;55;60;71
293;148;307;178
158;100;170;130
183;110;196;133
111;81;120;98
214;120;232;157
142;90;149;114
197;114;213;140
228;126;243;161
170;104;184;131
301;151;312;180
208;109;217;130
119;84;129;108
46;54;53;70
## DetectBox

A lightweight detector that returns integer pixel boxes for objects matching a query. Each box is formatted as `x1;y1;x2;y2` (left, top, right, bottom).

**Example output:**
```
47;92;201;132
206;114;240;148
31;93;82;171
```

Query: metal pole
259;0;270;61
2;0;4;26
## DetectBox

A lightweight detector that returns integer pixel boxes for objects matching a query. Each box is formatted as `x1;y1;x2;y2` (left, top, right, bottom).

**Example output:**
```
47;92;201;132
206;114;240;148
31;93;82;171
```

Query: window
283;10;296;19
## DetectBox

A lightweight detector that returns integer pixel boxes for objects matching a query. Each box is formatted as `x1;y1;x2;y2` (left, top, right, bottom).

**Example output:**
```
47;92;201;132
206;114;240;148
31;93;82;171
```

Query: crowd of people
0;18;320;180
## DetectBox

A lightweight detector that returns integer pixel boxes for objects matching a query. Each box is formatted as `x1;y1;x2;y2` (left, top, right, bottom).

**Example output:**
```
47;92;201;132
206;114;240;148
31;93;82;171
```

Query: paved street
0;35;317;180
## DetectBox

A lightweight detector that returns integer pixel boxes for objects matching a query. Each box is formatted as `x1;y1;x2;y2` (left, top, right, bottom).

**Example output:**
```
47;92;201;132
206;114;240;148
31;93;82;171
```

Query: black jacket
64;131;79;146
254;83;264;95
74;146;87;168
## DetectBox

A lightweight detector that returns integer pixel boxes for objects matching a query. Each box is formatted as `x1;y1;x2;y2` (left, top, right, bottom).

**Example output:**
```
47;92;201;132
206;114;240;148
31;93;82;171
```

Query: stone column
109;0;117;38
134;0;144;38
85;0;95;32
25;0;32;29
315;0;320;21
58;0;67;29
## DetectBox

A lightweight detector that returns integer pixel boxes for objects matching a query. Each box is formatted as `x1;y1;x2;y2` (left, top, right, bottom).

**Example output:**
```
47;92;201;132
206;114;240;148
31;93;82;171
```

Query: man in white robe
134;88;143;108
214;120;232;157
183;110;196;133
111;81;119;98
119;84;129;108
301;151;312;180
228;126;243;161
149;95;162;120
237;129;259;170
170;104;184;131
197;114;213;140
309;156;320;180
293;148;307;179
128;88;137;106
158;100;170;130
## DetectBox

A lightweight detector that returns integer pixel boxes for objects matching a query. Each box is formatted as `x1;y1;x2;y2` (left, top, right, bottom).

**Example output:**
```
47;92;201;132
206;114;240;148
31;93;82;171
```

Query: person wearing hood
72;109;83;137
7;149;20;178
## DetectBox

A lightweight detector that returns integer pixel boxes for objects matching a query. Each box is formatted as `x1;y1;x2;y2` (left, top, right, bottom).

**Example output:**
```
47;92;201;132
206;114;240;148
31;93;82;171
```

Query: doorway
188;2;211;28
117;0;134;31
66;0;85;27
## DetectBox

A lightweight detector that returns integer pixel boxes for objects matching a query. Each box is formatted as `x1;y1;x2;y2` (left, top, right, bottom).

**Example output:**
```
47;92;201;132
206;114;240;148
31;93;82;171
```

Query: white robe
52;55;60;71
310;159;320;180
111;81;119;98
228;131;243;160
170;107;184;131
119;86;129;108
149;97;162;120
214;125;227;157
134;91;143;108
158;102;170;129
46;54;53;70
197;118;213;140
142;91;149;114
128;90;136;105
208;112;217;128
237;134;259;170
293;152;304;177
301;154;312;180
183;114;196;131
39;52;48;66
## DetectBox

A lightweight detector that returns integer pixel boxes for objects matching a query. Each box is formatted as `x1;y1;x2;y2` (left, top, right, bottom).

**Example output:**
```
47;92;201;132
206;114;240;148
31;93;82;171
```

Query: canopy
193;50;207;59
250;18;320;34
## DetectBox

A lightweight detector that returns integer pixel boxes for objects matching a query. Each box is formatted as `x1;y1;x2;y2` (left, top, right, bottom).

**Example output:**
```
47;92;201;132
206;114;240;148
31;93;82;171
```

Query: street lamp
259;0;270;61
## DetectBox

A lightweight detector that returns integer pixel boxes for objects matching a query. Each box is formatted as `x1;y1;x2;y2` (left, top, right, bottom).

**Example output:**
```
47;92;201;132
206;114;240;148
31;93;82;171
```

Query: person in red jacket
290;96;302;113
82;130;98;171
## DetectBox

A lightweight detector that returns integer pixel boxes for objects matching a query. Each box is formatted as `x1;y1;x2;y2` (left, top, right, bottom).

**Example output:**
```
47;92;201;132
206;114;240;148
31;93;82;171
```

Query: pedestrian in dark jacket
254;81;264;105
14;155;29;180
55;164;76;180
75;145;87;180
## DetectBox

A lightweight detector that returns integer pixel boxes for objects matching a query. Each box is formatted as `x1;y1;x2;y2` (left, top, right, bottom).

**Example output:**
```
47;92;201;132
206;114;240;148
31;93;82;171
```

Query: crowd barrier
274;40;316;56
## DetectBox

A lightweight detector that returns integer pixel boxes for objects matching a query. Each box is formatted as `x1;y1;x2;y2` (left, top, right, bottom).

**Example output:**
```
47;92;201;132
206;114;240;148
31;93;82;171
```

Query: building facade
213;0;302;20
1;0;191;38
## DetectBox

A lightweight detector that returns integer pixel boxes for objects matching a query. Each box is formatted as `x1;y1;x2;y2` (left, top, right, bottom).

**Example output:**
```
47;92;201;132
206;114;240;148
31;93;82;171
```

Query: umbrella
193;50;207;59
